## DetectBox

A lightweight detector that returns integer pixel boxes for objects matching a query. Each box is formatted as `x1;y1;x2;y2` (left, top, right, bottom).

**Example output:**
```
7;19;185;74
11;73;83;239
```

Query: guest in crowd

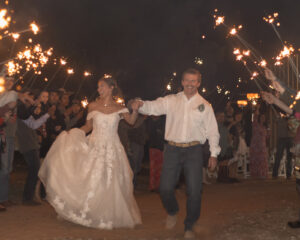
249;105;269;179
272;115;293;179
147;115;165;191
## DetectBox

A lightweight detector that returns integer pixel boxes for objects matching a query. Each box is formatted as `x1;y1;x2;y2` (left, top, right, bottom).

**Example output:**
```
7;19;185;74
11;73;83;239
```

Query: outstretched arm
261;91;293;115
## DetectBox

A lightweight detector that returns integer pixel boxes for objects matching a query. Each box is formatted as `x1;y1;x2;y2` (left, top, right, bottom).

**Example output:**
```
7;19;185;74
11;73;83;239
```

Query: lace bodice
87;108;128;141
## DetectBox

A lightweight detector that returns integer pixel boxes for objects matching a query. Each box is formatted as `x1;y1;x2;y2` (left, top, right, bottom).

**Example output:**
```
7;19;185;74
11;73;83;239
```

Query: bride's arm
80;119;93;134
122;110;139;125
122;100;142;125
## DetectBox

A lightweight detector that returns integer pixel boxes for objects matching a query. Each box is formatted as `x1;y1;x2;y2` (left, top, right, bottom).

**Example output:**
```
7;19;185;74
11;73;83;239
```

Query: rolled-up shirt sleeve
139;96;168;116
203;105;221;158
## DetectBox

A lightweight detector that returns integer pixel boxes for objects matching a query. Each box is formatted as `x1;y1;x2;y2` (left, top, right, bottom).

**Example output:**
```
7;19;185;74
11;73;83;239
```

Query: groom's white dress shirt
139;91;220;158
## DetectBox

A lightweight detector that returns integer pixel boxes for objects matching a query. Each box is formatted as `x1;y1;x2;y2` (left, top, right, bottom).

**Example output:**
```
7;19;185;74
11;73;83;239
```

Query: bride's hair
99;76;122;97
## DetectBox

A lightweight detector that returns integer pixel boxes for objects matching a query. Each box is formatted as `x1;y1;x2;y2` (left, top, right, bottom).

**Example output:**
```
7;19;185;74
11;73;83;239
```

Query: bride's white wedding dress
39;108;142;229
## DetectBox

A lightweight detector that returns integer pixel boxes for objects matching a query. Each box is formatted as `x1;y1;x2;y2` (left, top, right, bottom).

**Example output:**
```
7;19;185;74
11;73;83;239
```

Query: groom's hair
182;68;202;83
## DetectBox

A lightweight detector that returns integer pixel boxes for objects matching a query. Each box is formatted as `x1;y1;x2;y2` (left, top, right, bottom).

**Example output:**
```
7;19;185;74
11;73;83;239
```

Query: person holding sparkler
262;69;300;228
39;76;142;229
137;68;220;239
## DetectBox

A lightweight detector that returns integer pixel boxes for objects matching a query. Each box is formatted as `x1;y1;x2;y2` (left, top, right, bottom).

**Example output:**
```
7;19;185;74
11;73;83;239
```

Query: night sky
5;0;300;105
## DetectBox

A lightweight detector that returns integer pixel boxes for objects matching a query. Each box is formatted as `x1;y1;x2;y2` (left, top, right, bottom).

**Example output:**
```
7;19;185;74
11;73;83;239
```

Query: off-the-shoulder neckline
88;108;128;116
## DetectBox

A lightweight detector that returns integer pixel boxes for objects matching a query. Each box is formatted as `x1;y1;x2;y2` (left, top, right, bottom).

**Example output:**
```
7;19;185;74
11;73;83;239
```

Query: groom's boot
165;214;177;229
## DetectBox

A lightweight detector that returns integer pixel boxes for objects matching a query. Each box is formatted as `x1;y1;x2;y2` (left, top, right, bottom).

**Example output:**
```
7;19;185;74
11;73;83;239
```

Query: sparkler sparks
104;74;112;79
0;9;11;29
251;71;259;80
166;83;171;91
60;58;67;65
259;60;267;67
263;12;280;26
81;98;89;108
274;45;295;66
67;68;74;74
11;33;20;41
233;48;240;55
30;22;39;34
194;57;203;65
214;16;225;26
84;71;91;76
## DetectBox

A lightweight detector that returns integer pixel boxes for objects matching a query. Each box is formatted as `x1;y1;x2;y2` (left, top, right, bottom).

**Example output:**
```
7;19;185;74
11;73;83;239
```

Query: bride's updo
98;76;122;97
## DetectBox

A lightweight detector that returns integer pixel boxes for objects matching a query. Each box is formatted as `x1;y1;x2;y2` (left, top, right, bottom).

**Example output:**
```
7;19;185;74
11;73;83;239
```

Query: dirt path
1;171;300;240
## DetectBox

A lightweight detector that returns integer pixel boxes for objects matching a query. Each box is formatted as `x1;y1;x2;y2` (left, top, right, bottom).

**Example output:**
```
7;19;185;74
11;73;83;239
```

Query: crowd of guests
0;71;298;217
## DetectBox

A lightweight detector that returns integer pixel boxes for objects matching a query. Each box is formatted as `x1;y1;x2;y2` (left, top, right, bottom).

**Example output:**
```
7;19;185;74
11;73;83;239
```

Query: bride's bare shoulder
88;101;98;112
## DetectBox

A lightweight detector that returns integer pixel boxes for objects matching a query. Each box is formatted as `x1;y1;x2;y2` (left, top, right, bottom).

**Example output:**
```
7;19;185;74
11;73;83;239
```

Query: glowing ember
84;71;91;76
30;22;39;34
60;58;67;65
104;74;112;79
67;68;74;74
233;48;240;55
81;98;89;108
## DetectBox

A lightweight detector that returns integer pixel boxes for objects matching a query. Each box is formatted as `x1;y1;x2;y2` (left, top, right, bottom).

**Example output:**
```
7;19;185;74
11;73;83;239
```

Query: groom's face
181;73;201;97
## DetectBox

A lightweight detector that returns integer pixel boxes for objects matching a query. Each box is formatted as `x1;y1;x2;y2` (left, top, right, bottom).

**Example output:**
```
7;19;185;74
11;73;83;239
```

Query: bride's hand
131;100;142;112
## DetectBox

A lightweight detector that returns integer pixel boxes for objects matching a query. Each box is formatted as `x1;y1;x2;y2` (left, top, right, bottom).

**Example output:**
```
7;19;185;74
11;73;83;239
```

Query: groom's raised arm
138;96;169;116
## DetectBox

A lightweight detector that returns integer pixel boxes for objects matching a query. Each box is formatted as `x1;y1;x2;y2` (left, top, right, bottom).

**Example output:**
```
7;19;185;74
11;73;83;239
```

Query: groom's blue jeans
160;143;203;231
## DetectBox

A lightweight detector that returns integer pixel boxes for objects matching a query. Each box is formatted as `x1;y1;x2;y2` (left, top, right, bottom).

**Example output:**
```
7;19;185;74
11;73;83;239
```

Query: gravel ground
1;167;300;240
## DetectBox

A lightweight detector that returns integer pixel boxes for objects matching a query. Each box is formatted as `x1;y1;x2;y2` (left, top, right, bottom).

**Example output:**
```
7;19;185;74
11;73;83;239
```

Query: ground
1;166;300;240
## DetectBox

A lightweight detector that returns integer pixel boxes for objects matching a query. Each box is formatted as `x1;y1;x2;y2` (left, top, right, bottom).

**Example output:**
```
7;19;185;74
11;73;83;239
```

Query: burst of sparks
194;57;203;65
67;68;74;74
233;48;240;55
11;33;20;41
274;45;295;65
60;58;67;65
214;16;225;26
81;98;89;108
30;22;39;34
0;9;11;29
216;85;222;94
243;50;250;56
251;71;259;80
259;60;267;67
229;28;237;35
263;12;280;26
236;55;243;61
224;90;230;95
104;74;112;78
116;97;125;105
84;71;91;76
166;83;171;91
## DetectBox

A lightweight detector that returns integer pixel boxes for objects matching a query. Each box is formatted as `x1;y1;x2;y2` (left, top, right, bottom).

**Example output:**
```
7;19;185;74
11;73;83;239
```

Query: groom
137;68;220;239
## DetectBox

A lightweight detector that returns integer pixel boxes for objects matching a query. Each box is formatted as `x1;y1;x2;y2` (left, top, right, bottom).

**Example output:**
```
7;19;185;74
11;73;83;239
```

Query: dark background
2;0;300;106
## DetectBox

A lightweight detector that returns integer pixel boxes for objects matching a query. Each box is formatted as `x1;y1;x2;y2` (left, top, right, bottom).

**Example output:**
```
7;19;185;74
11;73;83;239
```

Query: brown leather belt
168;141;200;148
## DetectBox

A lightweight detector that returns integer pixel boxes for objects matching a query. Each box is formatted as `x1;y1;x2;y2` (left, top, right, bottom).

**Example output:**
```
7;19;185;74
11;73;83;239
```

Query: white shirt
139;91;221;157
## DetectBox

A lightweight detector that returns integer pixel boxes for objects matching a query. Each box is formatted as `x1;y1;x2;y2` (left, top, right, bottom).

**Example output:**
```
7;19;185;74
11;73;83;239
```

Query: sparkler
81;98;89;108
194;57;203;65
30;22;39;35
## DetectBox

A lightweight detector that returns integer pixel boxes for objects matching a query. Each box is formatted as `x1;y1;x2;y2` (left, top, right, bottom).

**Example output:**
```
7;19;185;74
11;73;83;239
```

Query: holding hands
128;98;143;112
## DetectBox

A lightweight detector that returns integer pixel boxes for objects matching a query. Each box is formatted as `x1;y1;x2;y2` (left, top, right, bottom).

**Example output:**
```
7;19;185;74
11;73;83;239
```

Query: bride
39;76;142;229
